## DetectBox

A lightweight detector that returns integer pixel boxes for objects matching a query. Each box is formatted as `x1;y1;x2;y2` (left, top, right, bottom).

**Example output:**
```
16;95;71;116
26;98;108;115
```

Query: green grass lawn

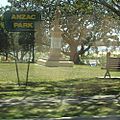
0;63;120;119
0;63;106;82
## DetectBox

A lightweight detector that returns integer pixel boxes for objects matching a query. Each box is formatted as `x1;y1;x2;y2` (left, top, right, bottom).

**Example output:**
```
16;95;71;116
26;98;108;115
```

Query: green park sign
3;11;40;32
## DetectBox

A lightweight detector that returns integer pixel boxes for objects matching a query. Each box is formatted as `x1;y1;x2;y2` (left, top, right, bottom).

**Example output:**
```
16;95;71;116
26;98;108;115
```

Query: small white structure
89;60;97;66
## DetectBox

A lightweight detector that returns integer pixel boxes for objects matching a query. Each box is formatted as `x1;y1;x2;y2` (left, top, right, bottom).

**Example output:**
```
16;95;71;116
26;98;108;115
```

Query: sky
0;0;10;7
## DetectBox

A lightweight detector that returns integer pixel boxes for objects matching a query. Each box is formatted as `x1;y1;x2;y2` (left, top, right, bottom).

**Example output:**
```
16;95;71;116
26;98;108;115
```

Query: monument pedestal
37;59;73;67
37;48;73;67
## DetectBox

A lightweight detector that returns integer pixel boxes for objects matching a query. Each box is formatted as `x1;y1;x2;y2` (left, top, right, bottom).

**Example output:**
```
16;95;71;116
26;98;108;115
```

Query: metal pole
12;38;20;86
32;31;35;63
25;45;31;86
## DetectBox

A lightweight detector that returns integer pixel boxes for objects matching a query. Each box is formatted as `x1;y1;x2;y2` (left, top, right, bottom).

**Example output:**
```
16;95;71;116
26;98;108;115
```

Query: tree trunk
74;52;80;64
70;52;80;64
5;52;8;61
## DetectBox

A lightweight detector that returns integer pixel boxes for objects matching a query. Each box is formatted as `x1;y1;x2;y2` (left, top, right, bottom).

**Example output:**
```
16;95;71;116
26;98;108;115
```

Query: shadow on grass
0;78;120;119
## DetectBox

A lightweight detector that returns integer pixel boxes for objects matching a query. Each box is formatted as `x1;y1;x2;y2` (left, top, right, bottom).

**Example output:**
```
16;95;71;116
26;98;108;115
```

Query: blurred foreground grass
0;63;120;119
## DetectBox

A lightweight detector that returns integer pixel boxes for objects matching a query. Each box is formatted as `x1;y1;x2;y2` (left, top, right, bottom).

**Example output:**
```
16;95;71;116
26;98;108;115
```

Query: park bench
104;52;120;78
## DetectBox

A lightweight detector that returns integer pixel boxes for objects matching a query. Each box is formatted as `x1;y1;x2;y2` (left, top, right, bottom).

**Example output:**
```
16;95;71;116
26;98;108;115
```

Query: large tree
0;7;10;60
9;0;120;64
0;30;10;60
61;11;119;64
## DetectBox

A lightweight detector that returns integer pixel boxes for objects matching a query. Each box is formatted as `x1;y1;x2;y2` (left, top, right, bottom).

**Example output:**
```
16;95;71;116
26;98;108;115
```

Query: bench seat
104;53;120;78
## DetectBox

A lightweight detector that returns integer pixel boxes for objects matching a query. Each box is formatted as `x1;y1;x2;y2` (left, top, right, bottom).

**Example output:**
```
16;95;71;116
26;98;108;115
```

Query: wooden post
106;52;111;68
104;52;111;78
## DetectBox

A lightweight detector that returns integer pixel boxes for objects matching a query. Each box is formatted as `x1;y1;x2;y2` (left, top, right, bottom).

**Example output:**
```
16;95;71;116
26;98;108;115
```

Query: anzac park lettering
11;14;37;21
4;21;35;32
4;11;39;21
3;11;40;32
13;22;34;29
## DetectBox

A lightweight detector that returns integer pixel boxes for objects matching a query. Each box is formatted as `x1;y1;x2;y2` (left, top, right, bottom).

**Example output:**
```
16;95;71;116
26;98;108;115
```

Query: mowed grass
0;63;105;83
0;63;120;119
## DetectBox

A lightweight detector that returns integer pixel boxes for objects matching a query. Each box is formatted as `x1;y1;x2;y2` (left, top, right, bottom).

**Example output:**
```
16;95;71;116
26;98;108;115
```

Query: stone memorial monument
37;7;73;67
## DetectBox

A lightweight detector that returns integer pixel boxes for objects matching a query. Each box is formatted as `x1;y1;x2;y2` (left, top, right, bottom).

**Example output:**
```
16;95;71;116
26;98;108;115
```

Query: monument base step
37;59;73;67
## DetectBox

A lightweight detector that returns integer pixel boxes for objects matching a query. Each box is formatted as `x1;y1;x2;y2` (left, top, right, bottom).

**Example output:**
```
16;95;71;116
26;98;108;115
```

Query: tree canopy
1;0;119;64
89;0;120;17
